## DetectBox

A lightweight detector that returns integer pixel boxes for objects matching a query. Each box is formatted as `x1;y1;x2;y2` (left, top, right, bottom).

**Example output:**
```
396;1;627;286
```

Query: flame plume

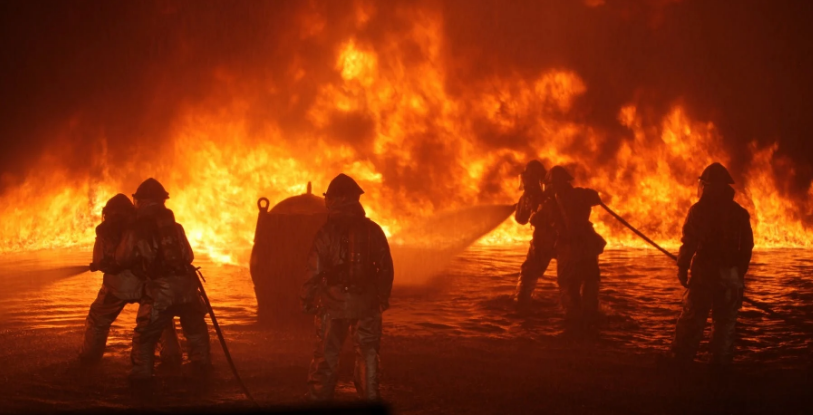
0;0;810;263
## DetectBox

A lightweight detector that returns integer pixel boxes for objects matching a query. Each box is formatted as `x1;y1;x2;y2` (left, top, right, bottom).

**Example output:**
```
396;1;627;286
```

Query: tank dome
250;181;328;329
269;183;326;215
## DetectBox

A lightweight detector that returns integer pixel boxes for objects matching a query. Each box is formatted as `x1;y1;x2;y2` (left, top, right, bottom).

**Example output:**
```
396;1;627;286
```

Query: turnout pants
79;284;180;362
307;313;382;401
515;239;553;308
130;301;210;379
556;256;600;327
671;267;742;365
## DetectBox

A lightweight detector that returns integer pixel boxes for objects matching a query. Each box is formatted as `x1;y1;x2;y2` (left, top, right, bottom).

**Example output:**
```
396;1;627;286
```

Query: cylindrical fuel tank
249;183;327;328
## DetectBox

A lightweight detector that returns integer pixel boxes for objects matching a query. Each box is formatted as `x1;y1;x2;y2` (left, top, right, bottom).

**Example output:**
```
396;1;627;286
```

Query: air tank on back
249;182;327;328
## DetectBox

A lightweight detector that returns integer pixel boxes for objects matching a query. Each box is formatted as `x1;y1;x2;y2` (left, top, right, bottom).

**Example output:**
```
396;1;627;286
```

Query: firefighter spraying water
545;166;607;332
79;193;181;365
115;178;212;382
514;160;558;312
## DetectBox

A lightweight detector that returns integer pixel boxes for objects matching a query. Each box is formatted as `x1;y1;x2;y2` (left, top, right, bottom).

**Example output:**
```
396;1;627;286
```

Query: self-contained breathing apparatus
91;247;123;274
321;219;376;294
132;209;191;279
91;195;134;274
90;222;124;274
92;221;132;273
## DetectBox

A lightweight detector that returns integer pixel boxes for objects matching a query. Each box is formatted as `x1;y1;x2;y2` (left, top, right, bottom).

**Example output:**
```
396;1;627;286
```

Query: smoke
0;0;811;247
1;1;295;187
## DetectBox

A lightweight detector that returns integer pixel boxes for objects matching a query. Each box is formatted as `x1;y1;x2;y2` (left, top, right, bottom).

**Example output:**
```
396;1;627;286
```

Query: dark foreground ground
2;247;813;414
1;324;811;415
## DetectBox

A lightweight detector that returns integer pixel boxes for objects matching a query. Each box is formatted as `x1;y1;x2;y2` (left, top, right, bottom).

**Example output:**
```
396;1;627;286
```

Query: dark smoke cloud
0;0;304;190
1;0;811;209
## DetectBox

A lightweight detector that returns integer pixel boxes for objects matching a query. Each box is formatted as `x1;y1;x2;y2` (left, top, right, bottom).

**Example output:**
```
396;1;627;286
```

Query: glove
89;262;99;272
677;268;689;288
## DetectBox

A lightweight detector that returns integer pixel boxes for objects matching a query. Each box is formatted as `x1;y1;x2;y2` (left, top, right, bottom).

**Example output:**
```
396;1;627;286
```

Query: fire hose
194;268;260;407
599;202;793;322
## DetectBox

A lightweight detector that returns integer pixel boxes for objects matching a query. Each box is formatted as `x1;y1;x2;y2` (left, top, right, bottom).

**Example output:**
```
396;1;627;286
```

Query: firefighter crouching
116;178;211;381
79;193;181;365
301;174;394;401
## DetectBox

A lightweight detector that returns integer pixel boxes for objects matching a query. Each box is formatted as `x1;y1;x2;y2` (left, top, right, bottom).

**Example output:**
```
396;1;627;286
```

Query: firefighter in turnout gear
671;163;754;365
514;160;558;311
79;194;181;364
301;173;394;401
545;166;606;330
116;178;211;380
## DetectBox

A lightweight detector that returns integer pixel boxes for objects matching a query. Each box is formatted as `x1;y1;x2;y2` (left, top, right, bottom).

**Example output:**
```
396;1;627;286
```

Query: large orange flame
0;4;809;263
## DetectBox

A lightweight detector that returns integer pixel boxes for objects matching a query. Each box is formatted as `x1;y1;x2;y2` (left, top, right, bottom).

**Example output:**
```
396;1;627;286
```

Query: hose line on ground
599;202;790;322
195;268;260;408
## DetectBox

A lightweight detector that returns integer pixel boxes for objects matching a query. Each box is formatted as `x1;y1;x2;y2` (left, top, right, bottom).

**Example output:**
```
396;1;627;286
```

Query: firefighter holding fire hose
301;173;394;401
514;160;558;312
78;193;181;365
116;178;211;382
670;163;754;367
545;166;606;331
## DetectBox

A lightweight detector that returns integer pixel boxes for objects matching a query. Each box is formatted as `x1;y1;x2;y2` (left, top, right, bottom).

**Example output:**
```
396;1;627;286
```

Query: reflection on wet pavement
1;246;811;366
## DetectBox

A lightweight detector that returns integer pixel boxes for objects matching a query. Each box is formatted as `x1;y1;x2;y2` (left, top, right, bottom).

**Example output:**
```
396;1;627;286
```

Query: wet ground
0;246;812;414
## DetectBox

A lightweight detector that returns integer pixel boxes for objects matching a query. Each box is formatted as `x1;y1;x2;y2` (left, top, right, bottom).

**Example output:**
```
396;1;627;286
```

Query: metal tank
249;182;327;328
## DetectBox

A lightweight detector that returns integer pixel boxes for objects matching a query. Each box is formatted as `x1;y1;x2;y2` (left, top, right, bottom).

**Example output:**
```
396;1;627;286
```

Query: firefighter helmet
524;160;546;179
324;173;365;198
545;165;574;185
102;193;134;217
133;178;169;200
699;162;735;185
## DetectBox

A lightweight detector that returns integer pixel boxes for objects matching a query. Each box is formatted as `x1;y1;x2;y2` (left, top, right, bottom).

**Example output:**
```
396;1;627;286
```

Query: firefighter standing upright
670;163;754;366
79;193;181;364
514;160;558;311
116;178;211;381
301;173;394;401
545;166;606;330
